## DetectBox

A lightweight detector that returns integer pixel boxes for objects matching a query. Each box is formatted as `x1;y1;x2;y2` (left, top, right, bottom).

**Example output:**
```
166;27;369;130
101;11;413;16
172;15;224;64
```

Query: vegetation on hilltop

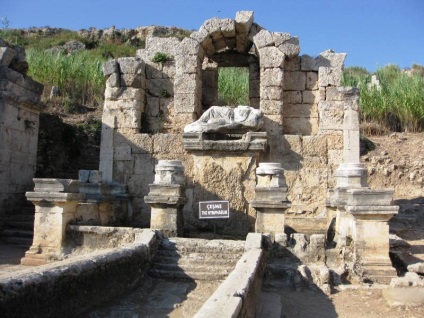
1;24;423;135
342;64;424;134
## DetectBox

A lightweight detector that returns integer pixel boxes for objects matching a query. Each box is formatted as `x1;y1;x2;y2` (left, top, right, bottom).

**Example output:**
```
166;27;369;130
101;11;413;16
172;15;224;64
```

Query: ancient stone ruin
0;11;410;317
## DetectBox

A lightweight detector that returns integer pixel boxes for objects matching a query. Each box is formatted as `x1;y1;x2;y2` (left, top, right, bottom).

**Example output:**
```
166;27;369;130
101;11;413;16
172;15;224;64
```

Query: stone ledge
194;248;264;318
1;230;158;317
251;200;291;209
183;131;267;151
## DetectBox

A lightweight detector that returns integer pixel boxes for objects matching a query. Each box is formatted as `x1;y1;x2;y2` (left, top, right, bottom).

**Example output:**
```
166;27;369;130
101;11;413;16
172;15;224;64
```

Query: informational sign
199;201;230;219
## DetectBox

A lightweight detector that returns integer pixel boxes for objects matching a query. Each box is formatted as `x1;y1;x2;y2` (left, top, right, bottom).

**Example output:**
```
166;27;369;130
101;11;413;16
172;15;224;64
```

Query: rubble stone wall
0;39;44;215
99;12;354;234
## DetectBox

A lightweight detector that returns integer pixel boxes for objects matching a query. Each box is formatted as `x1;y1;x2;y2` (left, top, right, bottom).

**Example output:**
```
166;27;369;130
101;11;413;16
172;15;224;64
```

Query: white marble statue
184;105;264;133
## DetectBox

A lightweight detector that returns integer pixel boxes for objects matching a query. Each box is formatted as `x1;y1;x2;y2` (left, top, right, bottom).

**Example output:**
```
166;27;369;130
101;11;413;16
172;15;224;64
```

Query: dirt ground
275;287;424;318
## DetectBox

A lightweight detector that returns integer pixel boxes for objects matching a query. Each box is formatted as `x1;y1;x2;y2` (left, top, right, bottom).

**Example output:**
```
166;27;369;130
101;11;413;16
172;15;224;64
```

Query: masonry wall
99;12;353;234
0;40;44;215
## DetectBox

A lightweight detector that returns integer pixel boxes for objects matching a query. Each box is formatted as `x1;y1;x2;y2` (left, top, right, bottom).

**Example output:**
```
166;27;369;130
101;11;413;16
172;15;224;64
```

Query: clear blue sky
2;0;423;71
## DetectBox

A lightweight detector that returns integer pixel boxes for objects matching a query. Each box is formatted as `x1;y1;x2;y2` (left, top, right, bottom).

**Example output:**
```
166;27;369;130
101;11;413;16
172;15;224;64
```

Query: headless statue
184;105;264;133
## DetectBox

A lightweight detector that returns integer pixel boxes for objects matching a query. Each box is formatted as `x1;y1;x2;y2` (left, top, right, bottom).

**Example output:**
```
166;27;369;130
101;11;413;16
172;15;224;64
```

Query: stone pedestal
21;176;129;265
22;179;84;265
347;189;399;283
145;160;186;237
251;163;291;234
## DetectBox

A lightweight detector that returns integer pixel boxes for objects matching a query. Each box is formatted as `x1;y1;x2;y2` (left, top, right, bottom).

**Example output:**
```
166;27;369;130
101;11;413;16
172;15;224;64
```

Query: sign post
199;201;230;236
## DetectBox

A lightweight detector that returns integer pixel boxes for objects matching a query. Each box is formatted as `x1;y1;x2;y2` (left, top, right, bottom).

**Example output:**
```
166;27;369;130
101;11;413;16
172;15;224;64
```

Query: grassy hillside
1;27;424;134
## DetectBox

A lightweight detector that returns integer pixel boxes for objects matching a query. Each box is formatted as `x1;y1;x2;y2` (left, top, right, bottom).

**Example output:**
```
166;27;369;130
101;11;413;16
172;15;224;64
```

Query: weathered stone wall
0;39;43;215
99;11;353;235
0;229;157;318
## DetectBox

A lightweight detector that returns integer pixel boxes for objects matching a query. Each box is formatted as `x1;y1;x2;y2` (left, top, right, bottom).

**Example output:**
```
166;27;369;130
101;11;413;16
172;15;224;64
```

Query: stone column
21;179;83;266
335;89;367;191
144;160;186;237
251;163;291;234
347;189;399;283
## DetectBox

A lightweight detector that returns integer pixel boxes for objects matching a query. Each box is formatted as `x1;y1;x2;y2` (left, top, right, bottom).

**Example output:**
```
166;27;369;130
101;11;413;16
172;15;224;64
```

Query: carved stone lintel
183;131;267;151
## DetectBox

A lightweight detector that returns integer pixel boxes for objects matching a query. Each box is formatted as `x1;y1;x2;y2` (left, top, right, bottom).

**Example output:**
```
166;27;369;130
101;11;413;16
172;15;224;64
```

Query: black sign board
199;201;230;219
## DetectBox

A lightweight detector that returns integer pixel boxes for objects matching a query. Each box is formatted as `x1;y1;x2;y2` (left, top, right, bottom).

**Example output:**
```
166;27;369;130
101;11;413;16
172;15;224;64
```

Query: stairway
1;205;34;249
149;237;245;280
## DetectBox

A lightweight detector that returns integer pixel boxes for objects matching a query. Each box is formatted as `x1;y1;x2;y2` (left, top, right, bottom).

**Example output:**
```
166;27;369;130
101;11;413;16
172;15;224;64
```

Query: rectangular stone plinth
347;188;395;206
150;205;184;237
253;187;288;201
21;198;80;265
255;207;286;233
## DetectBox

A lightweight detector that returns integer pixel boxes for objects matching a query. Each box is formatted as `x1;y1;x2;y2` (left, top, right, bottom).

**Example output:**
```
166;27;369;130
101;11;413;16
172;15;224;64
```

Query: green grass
218;67;249;106
343;65;424;134
26;49;106;107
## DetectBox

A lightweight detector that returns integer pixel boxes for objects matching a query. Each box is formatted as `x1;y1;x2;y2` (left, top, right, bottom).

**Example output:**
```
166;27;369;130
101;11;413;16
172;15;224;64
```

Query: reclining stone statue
184;105;264;133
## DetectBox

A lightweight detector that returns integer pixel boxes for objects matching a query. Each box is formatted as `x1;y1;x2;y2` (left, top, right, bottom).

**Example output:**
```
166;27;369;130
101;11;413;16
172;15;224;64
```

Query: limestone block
179;37;203;55
146;96;159;117
102;59;118;76
347;189;394;206
283;91;302;104
302;90;319;104
318;67;343;87
248;23;264;43
153;134;184;154
143;37;181;59
306;72;318;90
116;132;152;154
301;50;347;71
283;103;317;118
285;56;300;71
260;85;283;100
105;87;142;101
326;86;360;101
318;101;344;131
118;57;144;75
258;47;285;68
174;73;200;94
303;135;328;157
104;99;143;111
89;170;102;183
272;32;291;46
319;87;326;101
176;54;200;76
146;78;174;97
190;30;214;57
283;117;319;135
326;134;343;150
162;62;176;79
235;11;254;33
328;149;344;165
114;145;132;161
253;29;274;49
120;74;142;88
0;80;41;103
283;71;306;91
0;66;43;94
145;63;164;79
133;154;155;180
79;170;90;182
261;68;284;87
106;73;120;87
245;233;263;250
260;100;283;115
263;115;283;136
278;37;300;58
174;93;200;114
113;109;142;129
0;47;16;67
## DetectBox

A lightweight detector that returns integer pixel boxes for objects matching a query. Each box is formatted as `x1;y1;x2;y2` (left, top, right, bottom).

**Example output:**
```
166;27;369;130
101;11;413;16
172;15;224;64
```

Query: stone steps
1;207;34;249
149;237;244;281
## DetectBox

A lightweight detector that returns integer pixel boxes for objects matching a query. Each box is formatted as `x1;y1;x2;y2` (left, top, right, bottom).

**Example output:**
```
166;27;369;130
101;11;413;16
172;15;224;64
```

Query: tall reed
26;49;106;107
218;67;249;106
